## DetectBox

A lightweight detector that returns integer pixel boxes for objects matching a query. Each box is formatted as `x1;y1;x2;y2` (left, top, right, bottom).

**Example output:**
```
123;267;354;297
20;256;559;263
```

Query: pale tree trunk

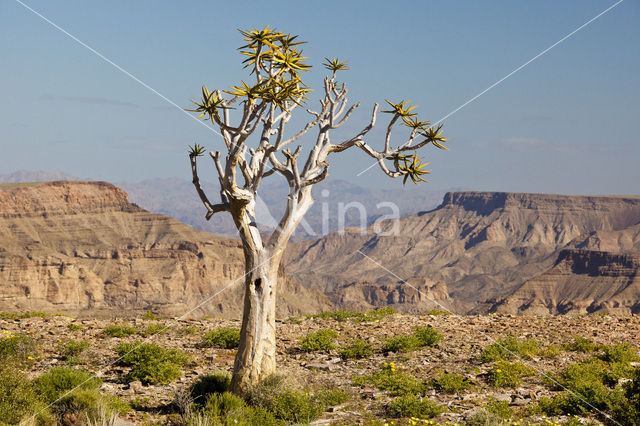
229;247;281;394
229;186;313;395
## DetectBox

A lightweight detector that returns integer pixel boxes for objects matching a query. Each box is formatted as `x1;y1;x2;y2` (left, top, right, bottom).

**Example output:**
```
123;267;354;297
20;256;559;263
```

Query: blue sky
1;0;638;194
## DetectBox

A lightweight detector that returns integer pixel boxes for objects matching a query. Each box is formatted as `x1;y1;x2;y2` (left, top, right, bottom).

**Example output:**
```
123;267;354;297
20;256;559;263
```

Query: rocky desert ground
2;309;639;425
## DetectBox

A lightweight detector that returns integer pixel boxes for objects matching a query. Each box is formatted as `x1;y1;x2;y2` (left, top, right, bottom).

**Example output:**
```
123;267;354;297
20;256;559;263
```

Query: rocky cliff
492;249;640;315
0;181;330;318
285;191;640;314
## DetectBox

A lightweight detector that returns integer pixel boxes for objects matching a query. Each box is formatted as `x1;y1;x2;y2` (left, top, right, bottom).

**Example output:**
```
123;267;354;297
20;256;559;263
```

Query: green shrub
386;394;446;418
599;342;639;364
339;338;374;359
464;410;508;426
199;392;284;425
33;367;101;402
430;372;471;393
556;357;634;389
540;344;563;358
538;385;626;417
484;397;513;419
308;306;396;322
243;375;323;423
488;361;535;387
382;335;421;353
67;323;83;331
103;324;138;338
353;363;424;396
309;309;365;322
180;325;200;335
202;327;241;349
300;329;338;352
480;336;539;363
190;371;231;404
382;326;442;353
413;326;443;346
268;389;324;422
538;358;639;421
141;311;159;320
57;339;90;360
0;334;38;365
364;306;397;321
0;311;49;319
115;341;192;385
139;322;167;337
564;336;599;353
314;388;350;407
54;388;130;421
426;308;451;315
0;365;47;424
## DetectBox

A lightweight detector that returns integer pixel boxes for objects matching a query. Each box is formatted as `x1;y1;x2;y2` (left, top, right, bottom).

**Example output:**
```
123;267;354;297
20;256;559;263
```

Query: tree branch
190;154;229;220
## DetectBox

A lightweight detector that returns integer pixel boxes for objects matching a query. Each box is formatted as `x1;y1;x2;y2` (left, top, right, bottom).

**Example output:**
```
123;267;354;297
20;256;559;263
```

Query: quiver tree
187;26;448;394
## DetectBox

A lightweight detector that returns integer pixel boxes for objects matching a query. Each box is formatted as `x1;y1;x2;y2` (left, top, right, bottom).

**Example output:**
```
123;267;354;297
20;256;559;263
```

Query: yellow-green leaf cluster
381;100;418;118
419;124;448;150
186;86;229;121
398;154;431;185
188;143;206;158
323;57;349;73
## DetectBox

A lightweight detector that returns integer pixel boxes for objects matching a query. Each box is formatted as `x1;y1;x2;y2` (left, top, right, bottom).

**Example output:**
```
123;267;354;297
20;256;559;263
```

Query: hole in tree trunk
254;278;262;292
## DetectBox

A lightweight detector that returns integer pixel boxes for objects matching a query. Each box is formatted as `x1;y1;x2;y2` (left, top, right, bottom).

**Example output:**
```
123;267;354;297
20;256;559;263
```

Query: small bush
268;389;323;422
54;388;130;422
488;361;535;388
190;371;232;404
599;342;639;364
382;326;442;353
309;309;365;322
430;372;471;394
484;397;513;419
540;344;563;358
244;375;323;423
353;363;424;396
308;306;396;322
382;335;421;353
413;326;443;346
364;306;396;321
67;323;83;331
0;365;47;424
200;392;284;425
115;341;192;385
0;311;48;319
564;335;599;353
202;327;241;349
300;329;338;352
386;394;446;418
33;367;101;402
141;311;159;320
57;339;91;360
314;388;350;407
339;338;374;359
480;336;539;363
180;325;200;335
103;324;138;338
0;334;38;365
139;323;167;337
426;308;451;315
465;410;509;426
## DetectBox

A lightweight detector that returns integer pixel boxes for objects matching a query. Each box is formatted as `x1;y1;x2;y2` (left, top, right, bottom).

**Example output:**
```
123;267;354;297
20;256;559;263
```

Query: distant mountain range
0;170;448;238
4;171;640;316
284;191;640;315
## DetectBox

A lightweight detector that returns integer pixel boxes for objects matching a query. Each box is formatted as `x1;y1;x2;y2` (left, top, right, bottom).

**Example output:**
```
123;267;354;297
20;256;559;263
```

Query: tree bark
229;247;281;395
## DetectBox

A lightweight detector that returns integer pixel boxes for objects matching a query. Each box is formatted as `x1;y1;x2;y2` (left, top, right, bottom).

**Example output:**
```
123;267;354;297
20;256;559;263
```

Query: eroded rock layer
0;181;330;318
285;191;640;314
